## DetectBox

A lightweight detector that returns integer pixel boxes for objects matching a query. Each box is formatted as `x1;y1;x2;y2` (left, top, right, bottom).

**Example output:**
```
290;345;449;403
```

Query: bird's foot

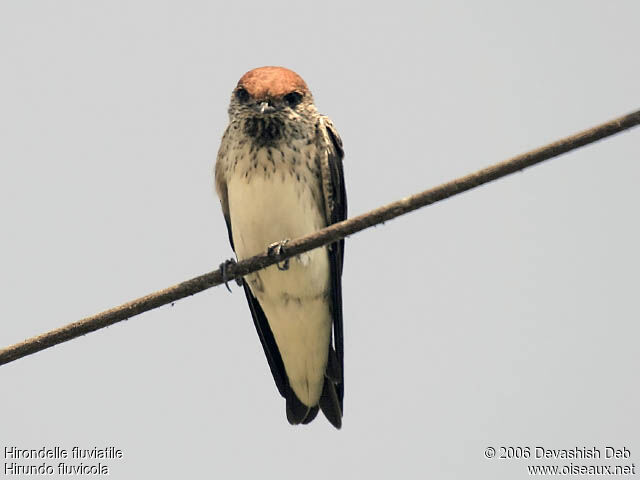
220;258;243;292
268;239;290;271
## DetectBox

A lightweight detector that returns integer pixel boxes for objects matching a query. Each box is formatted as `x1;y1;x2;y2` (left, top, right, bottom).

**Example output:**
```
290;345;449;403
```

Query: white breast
226;146;332;407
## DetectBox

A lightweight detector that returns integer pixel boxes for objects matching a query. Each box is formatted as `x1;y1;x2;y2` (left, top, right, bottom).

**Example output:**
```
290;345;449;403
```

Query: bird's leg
268;239;290;271
219;258;243;292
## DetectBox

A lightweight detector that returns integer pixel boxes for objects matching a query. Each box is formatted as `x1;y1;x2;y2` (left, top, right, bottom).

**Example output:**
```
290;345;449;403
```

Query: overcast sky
1;1;639;479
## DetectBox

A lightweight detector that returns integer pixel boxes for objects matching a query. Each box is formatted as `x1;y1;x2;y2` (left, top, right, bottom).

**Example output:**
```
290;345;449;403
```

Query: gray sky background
1;1;638;478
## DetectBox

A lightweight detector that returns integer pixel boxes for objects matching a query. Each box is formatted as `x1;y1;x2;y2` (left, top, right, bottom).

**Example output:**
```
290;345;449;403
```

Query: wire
1;109;639;367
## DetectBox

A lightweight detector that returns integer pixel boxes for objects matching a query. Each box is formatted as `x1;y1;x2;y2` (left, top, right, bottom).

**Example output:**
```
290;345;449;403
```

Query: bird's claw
268;239;290;271
220;258;243;292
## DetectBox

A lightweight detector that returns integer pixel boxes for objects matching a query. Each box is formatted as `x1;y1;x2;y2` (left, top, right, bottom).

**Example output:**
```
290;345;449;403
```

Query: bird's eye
235;88;250;103
284;92;303;108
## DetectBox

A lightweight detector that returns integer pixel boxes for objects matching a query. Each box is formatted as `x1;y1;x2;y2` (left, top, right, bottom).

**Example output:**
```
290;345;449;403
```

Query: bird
214;66;346;428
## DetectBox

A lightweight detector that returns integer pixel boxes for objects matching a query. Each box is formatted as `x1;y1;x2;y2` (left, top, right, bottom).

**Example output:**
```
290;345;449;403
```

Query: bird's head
228;66;316;121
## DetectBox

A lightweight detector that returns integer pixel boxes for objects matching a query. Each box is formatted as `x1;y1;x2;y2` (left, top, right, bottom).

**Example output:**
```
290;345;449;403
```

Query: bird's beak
255;101;276;114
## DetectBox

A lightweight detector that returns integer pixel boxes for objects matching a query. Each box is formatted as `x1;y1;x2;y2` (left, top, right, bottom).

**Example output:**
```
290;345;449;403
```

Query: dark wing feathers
242;284;288;398
317;117;347;427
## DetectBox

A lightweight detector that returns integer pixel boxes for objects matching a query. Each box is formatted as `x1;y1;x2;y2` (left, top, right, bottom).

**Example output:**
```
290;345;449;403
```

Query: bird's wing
317;116;347;423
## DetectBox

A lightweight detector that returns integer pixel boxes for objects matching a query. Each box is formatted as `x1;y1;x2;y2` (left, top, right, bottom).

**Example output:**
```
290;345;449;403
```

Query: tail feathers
302;406;319;424
286;391;317;425
319;377;342;429
285;347;343;428
285;381;342;429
